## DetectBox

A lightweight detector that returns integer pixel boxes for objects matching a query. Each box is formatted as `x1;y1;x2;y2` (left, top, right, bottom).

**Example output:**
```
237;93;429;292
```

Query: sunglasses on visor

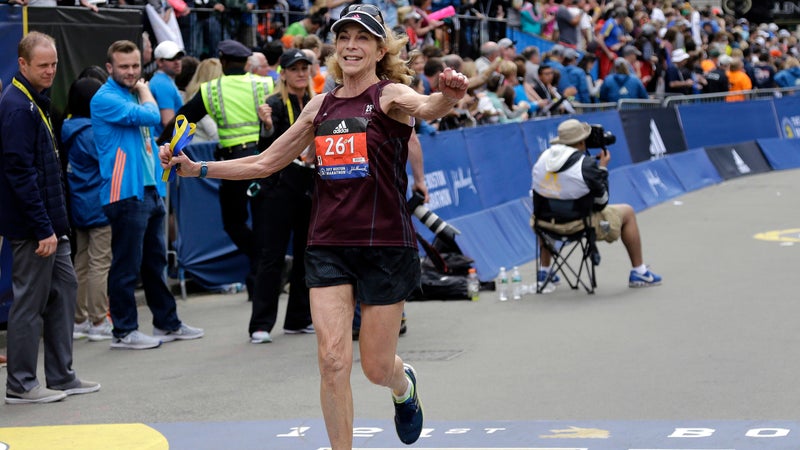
341;4;384;25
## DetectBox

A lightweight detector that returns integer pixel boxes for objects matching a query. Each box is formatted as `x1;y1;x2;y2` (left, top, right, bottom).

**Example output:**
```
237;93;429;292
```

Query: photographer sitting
531;119;662;288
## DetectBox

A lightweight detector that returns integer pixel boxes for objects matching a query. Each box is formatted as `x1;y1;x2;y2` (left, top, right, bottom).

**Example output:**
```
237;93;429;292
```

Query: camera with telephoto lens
584;124;616;149
408;191;461;248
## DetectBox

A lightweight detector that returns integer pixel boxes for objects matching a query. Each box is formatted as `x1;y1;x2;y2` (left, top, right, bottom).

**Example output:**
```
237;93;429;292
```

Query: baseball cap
154;41;184;60
279;49;314;69
498;37;516;49
332;9;386;39
218;40;252;61
718;55;732;66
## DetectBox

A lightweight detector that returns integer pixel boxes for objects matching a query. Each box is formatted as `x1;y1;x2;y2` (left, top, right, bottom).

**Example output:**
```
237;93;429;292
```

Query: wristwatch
199;161;208;178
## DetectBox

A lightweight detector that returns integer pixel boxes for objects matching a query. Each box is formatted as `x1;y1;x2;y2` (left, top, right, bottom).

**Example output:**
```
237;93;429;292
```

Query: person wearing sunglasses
161;6;468;449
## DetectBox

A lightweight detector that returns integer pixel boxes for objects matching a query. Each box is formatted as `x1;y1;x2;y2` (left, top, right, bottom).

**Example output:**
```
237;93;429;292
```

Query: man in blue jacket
0;31;100;404
91;40;203;350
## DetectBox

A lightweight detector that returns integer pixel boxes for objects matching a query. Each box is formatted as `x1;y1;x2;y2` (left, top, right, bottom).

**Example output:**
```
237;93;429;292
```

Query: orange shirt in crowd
726;69;752;102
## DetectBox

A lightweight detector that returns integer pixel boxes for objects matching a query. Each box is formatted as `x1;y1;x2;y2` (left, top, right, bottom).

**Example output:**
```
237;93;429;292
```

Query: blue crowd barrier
520;116;561;164
666;148;723;192
772;95;800;139
171;142;250;290
608;166;647;212
757;137;800;170
464;123;532;207
0;5;22;91
678;101;781;148
624;157;686;208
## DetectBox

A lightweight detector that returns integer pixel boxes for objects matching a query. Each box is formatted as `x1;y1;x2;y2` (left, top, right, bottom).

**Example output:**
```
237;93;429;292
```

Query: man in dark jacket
0;31;99;404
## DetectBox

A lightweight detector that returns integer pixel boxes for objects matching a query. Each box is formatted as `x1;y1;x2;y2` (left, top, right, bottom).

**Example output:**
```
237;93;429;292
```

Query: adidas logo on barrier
731;149;751;174
649;119;666;160
332;120;349;134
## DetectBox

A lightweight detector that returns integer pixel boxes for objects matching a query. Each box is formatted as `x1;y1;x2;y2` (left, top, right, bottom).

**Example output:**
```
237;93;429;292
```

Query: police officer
163;40;274;301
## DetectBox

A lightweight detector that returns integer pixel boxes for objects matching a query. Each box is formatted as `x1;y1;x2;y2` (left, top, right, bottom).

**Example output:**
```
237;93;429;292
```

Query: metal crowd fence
570;86;800;113
662;86;800;107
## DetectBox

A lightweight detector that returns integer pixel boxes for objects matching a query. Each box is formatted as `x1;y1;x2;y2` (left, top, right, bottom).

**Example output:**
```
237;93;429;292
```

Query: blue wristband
199;161;208;178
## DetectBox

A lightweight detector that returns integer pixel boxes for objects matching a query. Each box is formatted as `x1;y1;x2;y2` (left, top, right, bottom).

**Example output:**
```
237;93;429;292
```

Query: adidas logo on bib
332;120;349;134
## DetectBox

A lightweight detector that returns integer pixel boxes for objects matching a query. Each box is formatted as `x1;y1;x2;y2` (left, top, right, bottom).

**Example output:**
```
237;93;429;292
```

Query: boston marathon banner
772;95;800;139
620;107;688;163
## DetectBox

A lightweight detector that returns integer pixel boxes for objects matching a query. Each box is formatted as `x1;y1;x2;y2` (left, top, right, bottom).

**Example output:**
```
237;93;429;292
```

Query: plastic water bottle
511;266;523;300
497;267;509;301
467;268;480;301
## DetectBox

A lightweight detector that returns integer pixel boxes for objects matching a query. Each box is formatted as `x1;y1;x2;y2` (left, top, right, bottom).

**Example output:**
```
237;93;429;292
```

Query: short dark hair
263;41;284;66
309;13;325;26
107;40;139;64
423;57;444;77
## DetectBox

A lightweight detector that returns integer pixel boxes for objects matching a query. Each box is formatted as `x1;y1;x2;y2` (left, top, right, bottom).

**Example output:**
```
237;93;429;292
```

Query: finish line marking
753;228;800;243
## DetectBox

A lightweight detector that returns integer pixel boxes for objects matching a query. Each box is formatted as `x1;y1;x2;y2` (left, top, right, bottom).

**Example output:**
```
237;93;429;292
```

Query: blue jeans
103;188;180;338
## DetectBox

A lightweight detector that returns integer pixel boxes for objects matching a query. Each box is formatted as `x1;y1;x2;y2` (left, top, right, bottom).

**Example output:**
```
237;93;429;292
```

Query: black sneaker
393;363;423;444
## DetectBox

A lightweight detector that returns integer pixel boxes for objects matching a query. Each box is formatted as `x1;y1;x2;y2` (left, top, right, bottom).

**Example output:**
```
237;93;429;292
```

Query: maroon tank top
308;80;417;248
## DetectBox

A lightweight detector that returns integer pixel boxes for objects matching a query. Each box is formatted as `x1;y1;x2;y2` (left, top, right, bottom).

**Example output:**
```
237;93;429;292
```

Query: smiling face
335;23;386;79
19;43;58;93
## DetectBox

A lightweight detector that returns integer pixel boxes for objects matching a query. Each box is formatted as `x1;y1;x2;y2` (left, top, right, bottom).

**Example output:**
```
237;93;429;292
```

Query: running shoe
629;269;662;287
393;363;423;444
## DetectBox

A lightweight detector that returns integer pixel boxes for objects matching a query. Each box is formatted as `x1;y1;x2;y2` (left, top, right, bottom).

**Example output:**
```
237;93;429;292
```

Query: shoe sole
629;281;662;288
62;384;101;396
155;333;204;342
5;392;67;404
87;334;113;342
283;329;314;335
110;342;162;350
250;338;273;343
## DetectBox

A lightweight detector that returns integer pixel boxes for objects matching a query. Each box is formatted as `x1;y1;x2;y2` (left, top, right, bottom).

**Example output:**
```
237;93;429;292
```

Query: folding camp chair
532;196;600;294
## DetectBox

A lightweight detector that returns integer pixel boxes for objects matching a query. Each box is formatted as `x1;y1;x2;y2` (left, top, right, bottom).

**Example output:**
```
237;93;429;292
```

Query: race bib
314;117;370;180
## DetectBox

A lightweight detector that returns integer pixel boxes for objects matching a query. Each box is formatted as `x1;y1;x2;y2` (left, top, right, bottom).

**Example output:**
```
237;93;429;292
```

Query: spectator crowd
5;0;800;134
